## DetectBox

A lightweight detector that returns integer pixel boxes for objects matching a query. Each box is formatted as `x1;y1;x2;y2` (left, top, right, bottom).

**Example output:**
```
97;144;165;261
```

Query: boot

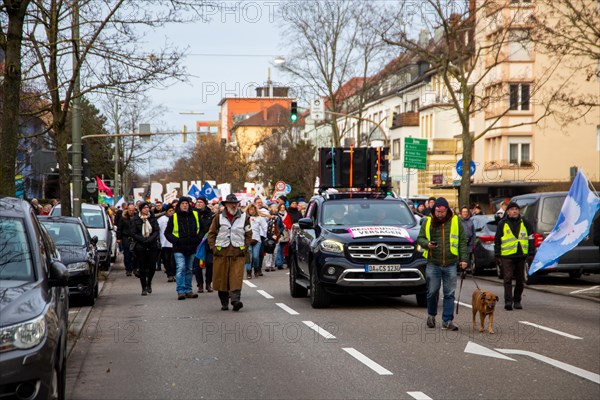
206;283;213;293
247;270;252;280
147;282;152;294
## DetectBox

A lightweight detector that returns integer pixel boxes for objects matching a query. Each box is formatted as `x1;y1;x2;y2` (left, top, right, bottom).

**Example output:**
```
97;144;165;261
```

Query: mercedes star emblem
374;244;390;260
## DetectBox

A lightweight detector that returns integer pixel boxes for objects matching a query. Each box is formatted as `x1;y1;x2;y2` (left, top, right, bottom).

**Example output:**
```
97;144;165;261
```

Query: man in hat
494;201;535;310
208;194;252;311
165;196;202;300
417;197;469;331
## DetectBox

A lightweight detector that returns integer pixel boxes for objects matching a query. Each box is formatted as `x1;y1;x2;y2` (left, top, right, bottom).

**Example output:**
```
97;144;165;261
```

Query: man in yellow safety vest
494;202;535;310
417;197;469;331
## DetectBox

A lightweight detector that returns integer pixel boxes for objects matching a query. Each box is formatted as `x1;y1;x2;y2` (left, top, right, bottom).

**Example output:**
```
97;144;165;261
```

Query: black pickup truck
289;191;427;308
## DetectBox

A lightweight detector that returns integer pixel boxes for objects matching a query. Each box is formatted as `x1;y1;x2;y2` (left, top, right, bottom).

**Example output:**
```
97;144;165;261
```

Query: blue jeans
275;243;285;268
251;242;261;271
174;253;195;294
426;263;458;323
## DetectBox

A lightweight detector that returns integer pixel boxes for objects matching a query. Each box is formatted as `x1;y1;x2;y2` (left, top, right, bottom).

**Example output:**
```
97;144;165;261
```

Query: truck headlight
320;240;344;254
67;262;89;272
0;314;46;353
97;240;107;250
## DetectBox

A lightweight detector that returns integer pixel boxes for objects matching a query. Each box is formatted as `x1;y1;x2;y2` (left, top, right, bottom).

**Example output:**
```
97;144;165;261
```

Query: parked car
39;216;100;306
510;192;600;284
0;196;69;400
51;203;114;270
469;215;497;275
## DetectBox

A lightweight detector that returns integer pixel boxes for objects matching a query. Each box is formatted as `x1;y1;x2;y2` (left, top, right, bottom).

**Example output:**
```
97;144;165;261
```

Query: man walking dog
417;197;469;331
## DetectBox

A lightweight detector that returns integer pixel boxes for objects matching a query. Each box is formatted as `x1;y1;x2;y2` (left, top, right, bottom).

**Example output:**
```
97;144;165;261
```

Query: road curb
66;267;111;359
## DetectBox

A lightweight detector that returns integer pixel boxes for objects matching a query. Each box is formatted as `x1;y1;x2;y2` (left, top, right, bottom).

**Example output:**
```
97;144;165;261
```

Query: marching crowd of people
111;194;307;311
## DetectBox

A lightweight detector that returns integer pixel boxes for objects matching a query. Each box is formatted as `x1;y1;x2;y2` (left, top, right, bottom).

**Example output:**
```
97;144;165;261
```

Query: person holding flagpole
494;202;535;311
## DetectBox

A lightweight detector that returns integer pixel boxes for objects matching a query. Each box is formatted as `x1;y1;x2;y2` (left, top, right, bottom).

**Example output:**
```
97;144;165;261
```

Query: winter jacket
495;215;535;259
417;212;469;266
165;210;202;255
117;214;136;247
197;207;215;238
131;214;160;251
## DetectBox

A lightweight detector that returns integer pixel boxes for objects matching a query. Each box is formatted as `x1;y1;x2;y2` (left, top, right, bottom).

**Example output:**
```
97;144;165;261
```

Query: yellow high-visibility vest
500;220;529;256
172;211;199;238
423;215;459;259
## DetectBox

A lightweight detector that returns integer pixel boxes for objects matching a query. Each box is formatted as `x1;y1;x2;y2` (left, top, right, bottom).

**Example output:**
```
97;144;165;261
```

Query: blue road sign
456;159;476;177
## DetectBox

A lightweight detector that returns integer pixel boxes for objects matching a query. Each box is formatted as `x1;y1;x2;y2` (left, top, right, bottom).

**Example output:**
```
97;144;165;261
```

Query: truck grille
347;243;415;261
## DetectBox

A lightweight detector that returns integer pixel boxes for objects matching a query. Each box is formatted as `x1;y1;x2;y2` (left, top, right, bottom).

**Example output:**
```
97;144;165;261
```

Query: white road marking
302;321;336;340
276;303;299;315
464;341;515;361
407;392;433;400
518;321;582;340
257;290;274;299
243;280;257;288
496;348;600;384
570;285;600;295
342;347;393;376
455;301;472;309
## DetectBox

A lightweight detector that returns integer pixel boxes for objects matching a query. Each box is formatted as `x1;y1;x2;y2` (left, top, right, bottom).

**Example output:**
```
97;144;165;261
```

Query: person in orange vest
494;202;535;310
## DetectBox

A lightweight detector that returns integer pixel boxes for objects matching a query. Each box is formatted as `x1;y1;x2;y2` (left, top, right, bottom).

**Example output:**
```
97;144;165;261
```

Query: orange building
218;85;294;142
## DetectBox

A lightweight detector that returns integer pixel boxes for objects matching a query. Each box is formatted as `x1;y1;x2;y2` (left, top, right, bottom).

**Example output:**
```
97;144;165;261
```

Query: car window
322;201;415;227
307;202;318;225
82;209;106;229
40;221;86;246
541;196;566;225
514;197;537;222
0;217;34;282
471;215;494;230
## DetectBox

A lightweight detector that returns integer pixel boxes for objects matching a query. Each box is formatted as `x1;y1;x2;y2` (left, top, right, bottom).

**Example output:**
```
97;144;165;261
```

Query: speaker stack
319;147;389;189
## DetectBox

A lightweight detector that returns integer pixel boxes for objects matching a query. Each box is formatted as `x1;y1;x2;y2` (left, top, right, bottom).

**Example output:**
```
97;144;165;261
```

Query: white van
51;203;114;270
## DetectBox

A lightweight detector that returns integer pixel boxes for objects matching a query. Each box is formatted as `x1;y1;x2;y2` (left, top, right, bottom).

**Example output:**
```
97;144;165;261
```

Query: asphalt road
66;261;600;400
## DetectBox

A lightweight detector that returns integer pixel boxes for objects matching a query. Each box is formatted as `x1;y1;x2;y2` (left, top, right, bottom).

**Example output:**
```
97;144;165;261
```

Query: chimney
418;29;429;47
263;107;268;121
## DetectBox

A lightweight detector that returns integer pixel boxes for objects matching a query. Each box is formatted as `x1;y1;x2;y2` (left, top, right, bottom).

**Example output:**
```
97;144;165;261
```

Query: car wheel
83;274;96;306
310;267;331;309
289;255;308;298
94;268;99;298
524;262;539;285
568;271;582;279
415;292;427;307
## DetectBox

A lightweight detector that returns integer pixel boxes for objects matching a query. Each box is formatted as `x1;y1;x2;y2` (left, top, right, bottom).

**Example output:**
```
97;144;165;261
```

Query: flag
115;196;125;208
96;176;113;197
529;170;600;275
96;176;114;205
188;183;202;199
199;182;217;200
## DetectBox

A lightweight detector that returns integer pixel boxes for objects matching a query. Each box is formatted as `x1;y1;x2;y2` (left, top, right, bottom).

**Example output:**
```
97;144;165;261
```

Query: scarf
140;213;152;238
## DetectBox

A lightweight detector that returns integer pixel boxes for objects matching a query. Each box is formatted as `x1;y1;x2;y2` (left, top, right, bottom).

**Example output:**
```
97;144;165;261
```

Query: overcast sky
146;2;290;132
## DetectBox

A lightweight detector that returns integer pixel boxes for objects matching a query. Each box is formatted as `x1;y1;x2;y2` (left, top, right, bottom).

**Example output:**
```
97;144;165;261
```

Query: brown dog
472;289;499;334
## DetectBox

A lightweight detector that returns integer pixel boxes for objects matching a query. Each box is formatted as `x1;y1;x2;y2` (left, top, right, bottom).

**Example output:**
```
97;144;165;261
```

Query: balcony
391;111;419;129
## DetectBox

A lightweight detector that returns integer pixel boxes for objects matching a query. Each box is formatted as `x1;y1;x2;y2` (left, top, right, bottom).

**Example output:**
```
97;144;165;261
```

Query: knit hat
507;201;520;210
139;201;151;210
178;196;192;205
433;197;450;210
278;195;288;203
196;195;208;206
164;204;174;212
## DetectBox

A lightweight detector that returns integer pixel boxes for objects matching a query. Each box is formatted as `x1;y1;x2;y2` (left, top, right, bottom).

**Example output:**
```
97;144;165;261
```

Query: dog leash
456;269;467;314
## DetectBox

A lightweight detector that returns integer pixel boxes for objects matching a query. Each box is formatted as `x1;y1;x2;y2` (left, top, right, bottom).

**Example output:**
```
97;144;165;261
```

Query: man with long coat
208;194;252;311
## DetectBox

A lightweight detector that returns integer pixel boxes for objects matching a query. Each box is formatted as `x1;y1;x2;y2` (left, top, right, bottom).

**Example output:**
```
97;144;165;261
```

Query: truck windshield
322;201;416;227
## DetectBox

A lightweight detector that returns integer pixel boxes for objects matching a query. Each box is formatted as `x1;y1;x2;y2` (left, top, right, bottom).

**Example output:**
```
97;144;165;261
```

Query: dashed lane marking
518;321;582;340
496;348;600;384
302;321;336;340
257;290;274;299
276;303;299;315
455;301;472;309
407;391;433;400
342;347;393;376
243;280;257;288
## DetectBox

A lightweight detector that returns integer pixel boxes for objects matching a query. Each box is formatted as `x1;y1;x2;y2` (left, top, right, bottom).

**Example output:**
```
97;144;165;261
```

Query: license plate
366;265;401;273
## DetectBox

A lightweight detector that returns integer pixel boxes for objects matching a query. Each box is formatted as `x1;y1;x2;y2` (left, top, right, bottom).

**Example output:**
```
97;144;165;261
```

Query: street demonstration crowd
29;194;539;331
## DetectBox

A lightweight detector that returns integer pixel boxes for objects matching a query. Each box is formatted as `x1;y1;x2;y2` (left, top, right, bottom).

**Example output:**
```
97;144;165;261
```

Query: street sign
275;181;286;192
404;138;428;170
311;98;325;121
456;159;476;176
284;184;292;194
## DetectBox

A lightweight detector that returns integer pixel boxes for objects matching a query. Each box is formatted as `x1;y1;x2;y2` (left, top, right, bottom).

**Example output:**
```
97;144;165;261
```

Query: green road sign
404;138;428;170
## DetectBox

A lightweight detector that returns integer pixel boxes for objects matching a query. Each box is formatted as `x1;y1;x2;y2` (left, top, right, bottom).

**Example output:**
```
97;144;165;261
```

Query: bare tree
378;0;584;207
0;0;32;196
280;1;388;146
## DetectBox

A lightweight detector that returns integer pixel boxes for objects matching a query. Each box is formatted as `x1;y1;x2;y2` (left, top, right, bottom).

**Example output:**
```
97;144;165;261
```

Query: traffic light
290;101;298;122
